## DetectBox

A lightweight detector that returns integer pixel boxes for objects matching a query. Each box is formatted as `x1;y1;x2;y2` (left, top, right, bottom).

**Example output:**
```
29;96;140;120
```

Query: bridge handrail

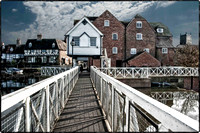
91;66;199;132
98;66;199;78
1;66;79;132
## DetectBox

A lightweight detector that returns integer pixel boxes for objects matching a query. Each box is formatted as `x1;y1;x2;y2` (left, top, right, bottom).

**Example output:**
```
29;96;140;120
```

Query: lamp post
70;39;75;67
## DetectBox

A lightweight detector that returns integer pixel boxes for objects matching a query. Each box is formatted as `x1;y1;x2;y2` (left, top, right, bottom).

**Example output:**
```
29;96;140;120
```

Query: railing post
100;77;103;102
61;78;65;108
55;81;59;119
25;97;31;132
46;85;50;132
124;97;129;132
111;85;114;131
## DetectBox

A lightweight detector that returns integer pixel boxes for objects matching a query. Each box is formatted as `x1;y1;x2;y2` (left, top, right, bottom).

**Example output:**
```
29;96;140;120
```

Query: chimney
37;34;42;40
16;38;21;45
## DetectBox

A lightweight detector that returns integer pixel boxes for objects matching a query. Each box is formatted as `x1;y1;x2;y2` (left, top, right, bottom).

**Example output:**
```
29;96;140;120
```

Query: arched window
52;43;56;48
29;42;32;48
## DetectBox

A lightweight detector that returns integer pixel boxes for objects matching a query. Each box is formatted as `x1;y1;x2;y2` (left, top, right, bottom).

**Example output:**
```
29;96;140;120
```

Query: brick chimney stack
37;34;42;40
16;38;21;45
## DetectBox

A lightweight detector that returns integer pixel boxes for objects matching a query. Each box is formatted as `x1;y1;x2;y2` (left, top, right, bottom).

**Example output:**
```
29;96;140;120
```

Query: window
73;37;80;46
28;57;32;63
144;48;149;53
162;48;168;54
104;20;110;26
42;56;47;63
29;42;32;48
130;48;137;55
90;37;96;46
10;47;14;52
157;28;163;33
52;43;56;48
24;50;27;55
136;33;142;40
112;33;118;40
136;21;142;28
32;57;35;63
112;47;118;54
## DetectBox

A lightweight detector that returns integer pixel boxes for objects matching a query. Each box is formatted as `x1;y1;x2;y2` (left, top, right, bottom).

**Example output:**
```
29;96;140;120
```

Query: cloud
9;1;157;44
6;1;176;44
12;8;18;12
156;1;176;9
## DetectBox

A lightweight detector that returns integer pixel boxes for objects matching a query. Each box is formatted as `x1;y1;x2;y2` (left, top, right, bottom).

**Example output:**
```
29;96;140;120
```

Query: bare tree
175;44;199;67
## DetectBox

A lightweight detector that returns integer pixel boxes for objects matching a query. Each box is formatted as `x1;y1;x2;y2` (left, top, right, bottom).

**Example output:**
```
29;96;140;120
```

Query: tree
175;44;199;67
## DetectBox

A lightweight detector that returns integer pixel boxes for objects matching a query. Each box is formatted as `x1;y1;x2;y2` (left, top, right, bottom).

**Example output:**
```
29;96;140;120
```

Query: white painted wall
68;20;102;56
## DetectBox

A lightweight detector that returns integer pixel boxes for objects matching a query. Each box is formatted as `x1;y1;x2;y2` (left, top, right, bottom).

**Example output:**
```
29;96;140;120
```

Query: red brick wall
126;17;156;59
184;77;199;92
156;48;175;66
93;10;125;67
127;52;161;67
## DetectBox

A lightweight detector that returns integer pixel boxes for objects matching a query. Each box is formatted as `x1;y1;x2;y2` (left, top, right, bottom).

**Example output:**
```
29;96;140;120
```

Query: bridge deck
53;72;108;132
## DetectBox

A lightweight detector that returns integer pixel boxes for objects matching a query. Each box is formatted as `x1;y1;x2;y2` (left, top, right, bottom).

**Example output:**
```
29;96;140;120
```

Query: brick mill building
65;10;175;68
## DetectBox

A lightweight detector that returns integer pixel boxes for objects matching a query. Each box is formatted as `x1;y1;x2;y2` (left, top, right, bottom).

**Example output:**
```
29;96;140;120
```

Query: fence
1;66;79;132
41;66;71;76
91;66;199;132
98;67;199;78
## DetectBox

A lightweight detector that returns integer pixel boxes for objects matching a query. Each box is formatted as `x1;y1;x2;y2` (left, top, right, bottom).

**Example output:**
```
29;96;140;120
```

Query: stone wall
118;78;151;88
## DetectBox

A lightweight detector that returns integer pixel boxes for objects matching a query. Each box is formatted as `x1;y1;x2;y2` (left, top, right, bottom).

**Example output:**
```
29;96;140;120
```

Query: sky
1;1;199;46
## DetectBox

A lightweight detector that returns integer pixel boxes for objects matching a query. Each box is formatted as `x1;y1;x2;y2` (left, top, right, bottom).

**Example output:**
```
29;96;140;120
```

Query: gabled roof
74;16;98;25
65;16;103;36
156;37;174;48
123;51;161;67
149;22;172;37
25;39;67;50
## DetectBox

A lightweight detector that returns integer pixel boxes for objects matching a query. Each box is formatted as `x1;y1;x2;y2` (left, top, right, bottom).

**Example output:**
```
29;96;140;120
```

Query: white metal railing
98;67;199;78
1;66;79;132
41;66;71;76
91;66;199;132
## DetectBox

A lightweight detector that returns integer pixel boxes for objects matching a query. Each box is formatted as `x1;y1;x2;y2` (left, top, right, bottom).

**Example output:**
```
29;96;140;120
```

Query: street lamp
70;39;75;67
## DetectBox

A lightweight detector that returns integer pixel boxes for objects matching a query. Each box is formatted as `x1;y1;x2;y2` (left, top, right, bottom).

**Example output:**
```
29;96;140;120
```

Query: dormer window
52;43;55;48
104;20;110;26
10;47;13;52
136;21;142;28
144;48;149;53
29;42;32;48
157;28;164;33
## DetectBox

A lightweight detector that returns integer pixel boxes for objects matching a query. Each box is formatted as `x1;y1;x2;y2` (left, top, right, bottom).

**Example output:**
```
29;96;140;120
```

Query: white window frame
144;48;150;53
90;37;96;46
112;47;118;54
130;48;137;55
157;28;164;33
112;33;118;40
104;20;110;26
136;33;142;40
136;21;142;28
162;48;168;54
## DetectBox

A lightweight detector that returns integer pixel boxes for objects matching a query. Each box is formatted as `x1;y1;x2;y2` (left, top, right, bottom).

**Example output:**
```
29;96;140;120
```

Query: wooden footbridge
1;66;199;132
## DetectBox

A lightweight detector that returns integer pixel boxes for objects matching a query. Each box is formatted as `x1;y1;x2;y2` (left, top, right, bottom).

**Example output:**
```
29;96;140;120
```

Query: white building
65;16;103;65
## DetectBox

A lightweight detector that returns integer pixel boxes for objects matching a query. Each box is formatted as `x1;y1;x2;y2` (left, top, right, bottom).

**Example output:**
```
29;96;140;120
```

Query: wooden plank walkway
53;72;108;132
